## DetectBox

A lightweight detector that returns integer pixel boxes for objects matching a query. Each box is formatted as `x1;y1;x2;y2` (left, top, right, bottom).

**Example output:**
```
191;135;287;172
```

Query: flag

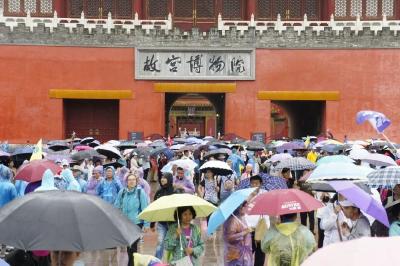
30;139;43;161
356;110;391;133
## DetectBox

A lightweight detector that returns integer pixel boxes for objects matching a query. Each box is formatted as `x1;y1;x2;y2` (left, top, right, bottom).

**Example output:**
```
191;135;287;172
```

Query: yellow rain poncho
261;222;316;266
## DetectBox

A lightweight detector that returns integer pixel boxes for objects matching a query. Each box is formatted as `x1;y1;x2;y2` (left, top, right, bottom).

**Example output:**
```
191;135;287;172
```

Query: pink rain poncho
223;215;253;266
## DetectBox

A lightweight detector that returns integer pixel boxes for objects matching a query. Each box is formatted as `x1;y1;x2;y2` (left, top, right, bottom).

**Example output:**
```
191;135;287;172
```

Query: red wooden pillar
397;0;400;19
326;0;335;20
246;0;256;19
54;0;66;17
134;0;143;18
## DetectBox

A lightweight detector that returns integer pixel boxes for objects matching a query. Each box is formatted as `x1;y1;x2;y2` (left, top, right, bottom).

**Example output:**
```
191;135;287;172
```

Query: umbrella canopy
0;150;10;158
204;148;231;159
302;237;400;266
274;157;316;171
199;160;233;176
276;142;305;153
245;141;265;151
348;148;369;160
321;144;344;153
47;141;70;152
310;182;371;193
94;145;122;159
80;137;95;145
316;155;354;166
88;140;100;148
314;139;343;148
268;153;293;163
360;152;397;167
138;194;217;222
161;159;198;173
14;159;62;183
367;166;400;188
0;190;141;251
170;144;185;150
45;153;71;164
306;162;373;183
133;147;152;158
329;180;389;227
236;173;288;191
74;145;93;152
11;147;33;163
70;150;106;161
207;188;256;235
247;189;323;216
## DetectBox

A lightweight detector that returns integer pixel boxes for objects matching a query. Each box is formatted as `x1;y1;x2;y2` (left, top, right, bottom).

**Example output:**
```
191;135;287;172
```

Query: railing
218;13;400;36
0;9;173;34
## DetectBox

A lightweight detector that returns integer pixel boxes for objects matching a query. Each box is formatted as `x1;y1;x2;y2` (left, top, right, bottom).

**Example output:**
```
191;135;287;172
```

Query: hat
61;159;69;167
71;165;82;172
339;200;355;207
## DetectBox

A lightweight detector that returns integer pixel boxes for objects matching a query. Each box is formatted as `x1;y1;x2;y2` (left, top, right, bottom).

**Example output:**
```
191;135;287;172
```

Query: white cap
339;200;355;207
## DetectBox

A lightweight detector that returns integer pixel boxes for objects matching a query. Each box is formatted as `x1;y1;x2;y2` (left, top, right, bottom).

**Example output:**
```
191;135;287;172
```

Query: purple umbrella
329;181;389;227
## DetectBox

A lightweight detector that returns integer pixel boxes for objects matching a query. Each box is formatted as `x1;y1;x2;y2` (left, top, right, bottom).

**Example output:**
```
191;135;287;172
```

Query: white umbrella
360;153;397;167
199;160;233;176
268;153;293;163
307;162;373;183
349;148;369;160
161;159;198;173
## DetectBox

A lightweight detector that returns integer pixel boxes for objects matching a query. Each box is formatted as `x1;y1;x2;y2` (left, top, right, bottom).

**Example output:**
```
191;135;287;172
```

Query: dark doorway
64;100;119;142
271;101;325;139
165;93;224;138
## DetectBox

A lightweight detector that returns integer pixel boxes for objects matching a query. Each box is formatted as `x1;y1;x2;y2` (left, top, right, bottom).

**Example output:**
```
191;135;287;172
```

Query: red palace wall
0;45;399;143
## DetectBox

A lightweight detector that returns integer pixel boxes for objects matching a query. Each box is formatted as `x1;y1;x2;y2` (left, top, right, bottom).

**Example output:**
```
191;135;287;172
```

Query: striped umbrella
367;166;400;188
275;157;316;171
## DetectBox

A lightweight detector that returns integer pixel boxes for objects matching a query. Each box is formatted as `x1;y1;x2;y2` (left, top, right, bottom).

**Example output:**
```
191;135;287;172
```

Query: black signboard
251;132;266;143
128;131;143;141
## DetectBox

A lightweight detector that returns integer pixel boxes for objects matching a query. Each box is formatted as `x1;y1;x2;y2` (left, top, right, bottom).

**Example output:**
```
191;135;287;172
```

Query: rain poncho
61;169;82;192
223;215;253;266
86;165;103;195
114;186;149;227
164;223;204;266
14;179;28;197
97;166;122;204
228;151;244;177
76;175;87;193
0;164;17;207
35;169;58;191
262;222;316;266
389;221;400;236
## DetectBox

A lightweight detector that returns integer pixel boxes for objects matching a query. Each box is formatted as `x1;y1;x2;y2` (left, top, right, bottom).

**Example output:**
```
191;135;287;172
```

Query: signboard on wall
251;132;266;143
135;48;255;80
128;131;143;141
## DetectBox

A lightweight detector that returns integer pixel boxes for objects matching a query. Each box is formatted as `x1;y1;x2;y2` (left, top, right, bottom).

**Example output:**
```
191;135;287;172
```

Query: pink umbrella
247;189;323;216
74;145;93;151
302;237;400;266
15;159;62;183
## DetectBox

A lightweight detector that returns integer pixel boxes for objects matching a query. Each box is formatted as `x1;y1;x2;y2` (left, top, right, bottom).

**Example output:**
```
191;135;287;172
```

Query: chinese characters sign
135;49;255;80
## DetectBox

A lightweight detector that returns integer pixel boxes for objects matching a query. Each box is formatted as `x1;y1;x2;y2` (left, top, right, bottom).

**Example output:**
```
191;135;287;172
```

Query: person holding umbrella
164;206;204;266
339;200;371;240
114;173;149;266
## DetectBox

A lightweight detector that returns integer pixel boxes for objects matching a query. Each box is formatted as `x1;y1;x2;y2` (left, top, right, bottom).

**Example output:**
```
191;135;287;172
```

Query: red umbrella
15;159;62;183
246;189;323;216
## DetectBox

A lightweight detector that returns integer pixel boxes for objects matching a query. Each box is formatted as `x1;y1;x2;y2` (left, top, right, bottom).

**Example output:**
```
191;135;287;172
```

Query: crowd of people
0;134;400;266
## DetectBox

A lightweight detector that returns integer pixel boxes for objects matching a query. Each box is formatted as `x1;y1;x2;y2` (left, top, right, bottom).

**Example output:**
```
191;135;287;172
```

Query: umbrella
170;144;185;150
268;153;292;163
14;159;62;183
11;146;33;162
316;155;354;166
236;173;288;191
149;141;167;149
199;160;233;176
0;190;141;251
207;188;257;235
274;157;316;171
47;141;70;152
88;140;100;148
245;141;265;151
150;147;171;157
80;137;95;145
360;153;397;167
246;189;323;216
74;145;93;151
302;237;400;266
0;150;10;159
276;142;305;153
70;150;106;161
329;180;389;227
133;147;152;158
0;259;9;266
349;148;369;160
45;153;71;163
161;159;198;173
95;145;122;159
185;137;203;144
367;166;400;188
204;148;231;159
310;182;371;193
306;162;373;183
314;139;343;148
138;194;217;222
117;141;137;150
321;144;344;153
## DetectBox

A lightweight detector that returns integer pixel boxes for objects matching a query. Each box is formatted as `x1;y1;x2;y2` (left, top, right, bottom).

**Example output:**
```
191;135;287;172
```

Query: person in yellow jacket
261;213;316;266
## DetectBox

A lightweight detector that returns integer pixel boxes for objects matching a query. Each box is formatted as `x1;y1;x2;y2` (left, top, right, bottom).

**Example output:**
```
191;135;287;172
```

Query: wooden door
173;0;216;31
64;100;119;142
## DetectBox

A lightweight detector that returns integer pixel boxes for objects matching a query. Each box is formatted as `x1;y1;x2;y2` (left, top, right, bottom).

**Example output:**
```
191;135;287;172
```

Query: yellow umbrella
139;194;217;222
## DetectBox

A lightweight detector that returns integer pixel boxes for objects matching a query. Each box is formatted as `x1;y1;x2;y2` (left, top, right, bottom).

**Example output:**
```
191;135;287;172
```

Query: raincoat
97;166;122;204
0;164;17;207
164;223;204;266
76;175;87;193
35;169;58;191
14;180;28;197
114;186;149;227
61;169;82;192
262;222;316;266
389;221;400;236
223;215;253;266
228;151;245;177
86;166;103;195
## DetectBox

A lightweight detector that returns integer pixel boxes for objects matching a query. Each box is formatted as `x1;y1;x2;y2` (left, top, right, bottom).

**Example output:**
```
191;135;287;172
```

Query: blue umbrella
207;188;256;235
307;162;373;183
316;155;354;166
329;181;389;227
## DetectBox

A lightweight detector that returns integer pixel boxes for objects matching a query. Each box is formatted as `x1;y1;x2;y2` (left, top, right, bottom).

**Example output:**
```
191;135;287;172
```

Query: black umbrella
310;182;371;193
11;147;33;167
95;145;122;159
117;141;137;150
80;137;95;145
204;148;232;160
245;141;265;151
47;141;70;152
0;190;141;251
88;140;100;148
70;150;106;161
